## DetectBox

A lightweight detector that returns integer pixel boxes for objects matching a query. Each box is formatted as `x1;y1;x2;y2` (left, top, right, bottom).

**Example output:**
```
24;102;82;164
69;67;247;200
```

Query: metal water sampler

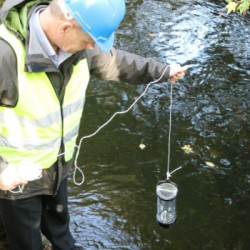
156;181;178;227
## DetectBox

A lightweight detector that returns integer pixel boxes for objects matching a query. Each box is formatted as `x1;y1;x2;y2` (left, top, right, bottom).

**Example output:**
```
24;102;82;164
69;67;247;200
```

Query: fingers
0;175;28;191
169;64;189;76
169;71;185;83
169;64;189;83
180;65;189;71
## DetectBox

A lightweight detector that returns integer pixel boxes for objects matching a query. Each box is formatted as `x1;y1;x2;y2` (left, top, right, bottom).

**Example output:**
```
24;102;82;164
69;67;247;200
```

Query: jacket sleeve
0;39;18;107
86;45;170;85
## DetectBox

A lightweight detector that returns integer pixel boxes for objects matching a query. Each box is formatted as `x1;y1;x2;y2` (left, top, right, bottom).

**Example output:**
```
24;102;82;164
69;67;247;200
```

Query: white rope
166;84;173;180
7;64;183;192
72;65;170;185
166;84;182;181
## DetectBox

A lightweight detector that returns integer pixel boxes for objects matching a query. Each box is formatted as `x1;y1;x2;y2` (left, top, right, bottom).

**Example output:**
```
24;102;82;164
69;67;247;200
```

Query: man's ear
59;21;72;35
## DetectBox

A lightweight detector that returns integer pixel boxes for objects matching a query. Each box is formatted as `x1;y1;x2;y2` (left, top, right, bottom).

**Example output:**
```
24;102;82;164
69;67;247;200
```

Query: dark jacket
0;0;170;199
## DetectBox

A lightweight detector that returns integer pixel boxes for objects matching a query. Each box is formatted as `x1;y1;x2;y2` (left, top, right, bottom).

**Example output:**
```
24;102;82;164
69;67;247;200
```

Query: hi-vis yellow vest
0;25;90;169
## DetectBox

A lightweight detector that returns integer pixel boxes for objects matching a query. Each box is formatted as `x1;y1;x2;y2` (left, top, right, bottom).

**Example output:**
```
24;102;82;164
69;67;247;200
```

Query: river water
67;0;250;250
1;0;248;249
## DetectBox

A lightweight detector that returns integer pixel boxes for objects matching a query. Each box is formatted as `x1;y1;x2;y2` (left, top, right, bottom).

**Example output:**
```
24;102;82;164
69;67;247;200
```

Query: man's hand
169;64;189;83
0;166;28;191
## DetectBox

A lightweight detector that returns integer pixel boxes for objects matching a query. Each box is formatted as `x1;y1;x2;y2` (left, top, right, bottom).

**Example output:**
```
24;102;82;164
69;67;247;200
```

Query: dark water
1;0;248;249
68;0;250;250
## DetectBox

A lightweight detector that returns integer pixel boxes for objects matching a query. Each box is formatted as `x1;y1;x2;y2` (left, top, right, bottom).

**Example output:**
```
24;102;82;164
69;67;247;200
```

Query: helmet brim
93;32;115;52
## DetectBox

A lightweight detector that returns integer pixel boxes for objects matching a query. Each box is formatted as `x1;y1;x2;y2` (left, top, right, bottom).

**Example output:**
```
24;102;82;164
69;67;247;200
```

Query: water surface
57;0;249;249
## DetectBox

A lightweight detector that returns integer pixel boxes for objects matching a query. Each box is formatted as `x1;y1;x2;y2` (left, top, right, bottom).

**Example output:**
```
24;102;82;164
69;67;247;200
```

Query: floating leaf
149;33;156;38
205;161;215;168
181;145;194;154
225;2;237;14
139;143;146;150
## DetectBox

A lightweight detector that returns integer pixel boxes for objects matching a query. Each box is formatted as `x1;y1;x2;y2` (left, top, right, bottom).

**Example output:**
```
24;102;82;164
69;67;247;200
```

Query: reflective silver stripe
0;135;61;149
63;98;85;117
0;99;84;128
0;110;61;128
0;136;9;147
0;100;83;149
64;123;80;143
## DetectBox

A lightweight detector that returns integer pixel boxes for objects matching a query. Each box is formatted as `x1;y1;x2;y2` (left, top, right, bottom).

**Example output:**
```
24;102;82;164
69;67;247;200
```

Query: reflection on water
68;0;250;249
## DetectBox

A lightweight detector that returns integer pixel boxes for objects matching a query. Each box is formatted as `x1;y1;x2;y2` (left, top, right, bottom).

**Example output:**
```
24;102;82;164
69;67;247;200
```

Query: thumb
181;65;189;71
169;64;189;77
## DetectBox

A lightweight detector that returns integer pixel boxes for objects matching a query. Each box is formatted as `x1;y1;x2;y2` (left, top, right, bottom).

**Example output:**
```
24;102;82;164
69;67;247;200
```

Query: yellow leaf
139;143;146;150
149;33;156;38
225;2;237;14
205;161;215;168
181;145;194;154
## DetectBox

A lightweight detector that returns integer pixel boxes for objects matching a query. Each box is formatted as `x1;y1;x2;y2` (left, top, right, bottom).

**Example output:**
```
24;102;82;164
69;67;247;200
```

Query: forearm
115;49;170;84
86;45;170;84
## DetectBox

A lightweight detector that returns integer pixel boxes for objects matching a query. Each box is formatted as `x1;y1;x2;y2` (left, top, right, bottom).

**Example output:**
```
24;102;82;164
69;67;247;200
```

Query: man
0;0;187;249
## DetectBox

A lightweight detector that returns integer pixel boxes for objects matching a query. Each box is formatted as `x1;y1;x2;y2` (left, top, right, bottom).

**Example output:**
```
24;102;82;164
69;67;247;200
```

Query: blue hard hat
64;0;126;51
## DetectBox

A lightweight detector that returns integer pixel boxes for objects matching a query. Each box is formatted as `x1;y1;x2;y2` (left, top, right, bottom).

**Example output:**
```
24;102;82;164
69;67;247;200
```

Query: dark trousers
0;178;75;250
